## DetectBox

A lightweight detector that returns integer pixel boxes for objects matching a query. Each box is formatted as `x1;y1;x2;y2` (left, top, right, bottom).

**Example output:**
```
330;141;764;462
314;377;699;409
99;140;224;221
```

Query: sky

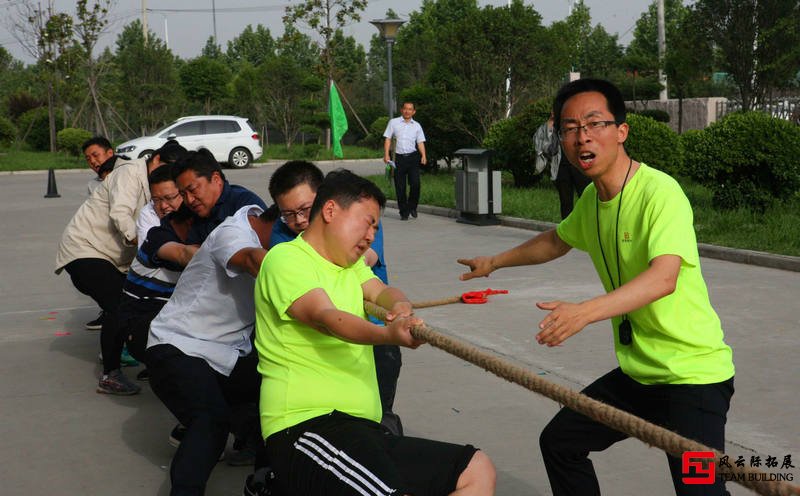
0;0;647;65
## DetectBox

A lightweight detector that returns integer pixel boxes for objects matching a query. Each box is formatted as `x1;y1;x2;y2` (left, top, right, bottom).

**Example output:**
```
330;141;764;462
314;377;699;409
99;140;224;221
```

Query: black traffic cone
44;168;61;198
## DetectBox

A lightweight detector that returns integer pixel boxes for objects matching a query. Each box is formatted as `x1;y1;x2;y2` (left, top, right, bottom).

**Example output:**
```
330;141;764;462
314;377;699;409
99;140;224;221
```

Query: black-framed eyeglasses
560;120;617;137
152;192;181;205
280;205;312;224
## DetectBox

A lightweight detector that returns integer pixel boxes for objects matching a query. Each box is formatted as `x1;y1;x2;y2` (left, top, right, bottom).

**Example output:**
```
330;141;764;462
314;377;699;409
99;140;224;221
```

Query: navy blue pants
540;367;734;496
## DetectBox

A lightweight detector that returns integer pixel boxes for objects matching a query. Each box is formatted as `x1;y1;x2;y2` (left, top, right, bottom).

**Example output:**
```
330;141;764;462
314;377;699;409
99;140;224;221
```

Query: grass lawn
370;170;800;257
0;145;382;172
0;149;85;171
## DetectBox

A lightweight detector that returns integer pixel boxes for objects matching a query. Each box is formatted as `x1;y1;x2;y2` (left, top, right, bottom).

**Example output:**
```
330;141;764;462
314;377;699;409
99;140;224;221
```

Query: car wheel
137;149;154;160
228;147;253;169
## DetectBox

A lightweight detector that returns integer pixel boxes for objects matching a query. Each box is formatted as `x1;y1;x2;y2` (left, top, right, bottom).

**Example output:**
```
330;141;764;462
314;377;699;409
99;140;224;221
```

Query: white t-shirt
147;204;264;376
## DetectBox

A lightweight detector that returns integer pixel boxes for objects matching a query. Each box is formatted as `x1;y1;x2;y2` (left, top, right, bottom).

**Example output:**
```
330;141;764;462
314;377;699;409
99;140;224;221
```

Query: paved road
0;165;797;495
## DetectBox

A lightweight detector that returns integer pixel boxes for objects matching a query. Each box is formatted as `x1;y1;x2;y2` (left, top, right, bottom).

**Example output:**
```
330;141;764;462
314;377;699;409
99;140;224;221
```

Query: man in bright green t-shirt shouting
253;169;496;496
458;79;734;496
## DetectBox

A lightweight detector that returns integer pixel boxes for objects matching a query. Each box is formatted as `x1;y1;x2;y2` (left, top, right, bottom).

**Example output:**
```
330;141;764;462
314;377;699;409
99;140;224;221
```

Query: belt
395;151;419;157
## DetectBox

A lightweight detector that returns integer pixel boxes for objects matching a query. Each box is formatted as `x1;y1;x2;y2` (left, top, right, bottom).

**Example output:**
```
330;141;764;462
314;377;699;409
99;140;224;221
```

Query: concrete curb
389;201;800;273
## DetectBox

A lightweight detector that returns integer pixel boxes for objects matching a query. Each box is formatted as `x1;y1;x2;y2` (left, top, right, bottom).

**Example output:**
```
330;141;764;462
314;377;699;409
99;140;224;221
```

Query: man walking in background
383;101;427;221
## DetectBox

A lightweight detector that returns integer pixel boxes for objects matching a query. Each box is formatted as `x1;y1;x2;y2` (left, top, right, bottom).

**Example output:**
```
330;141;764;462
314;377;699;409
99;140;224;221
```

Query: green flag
329;81;348;159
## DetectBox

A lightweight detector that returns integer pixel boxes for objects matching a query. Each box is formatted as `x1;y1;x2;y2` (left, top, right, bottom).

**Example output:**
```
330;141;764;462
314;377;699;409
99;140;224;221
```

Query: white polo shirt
383;117;426;154
147;204;264;376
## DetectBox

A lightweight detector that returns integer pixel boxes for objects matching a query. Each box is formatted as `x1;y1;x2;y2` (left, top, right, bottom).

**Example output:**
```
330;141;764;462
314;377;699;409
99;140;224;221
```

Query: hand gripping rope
364;300;800;496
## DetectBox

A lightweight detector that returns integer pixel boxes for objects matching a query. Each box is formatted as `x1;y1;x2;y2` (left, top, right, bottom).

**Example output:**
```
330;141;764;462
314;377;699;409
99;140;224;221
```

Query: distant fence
717;97;800;122
627;96;800;133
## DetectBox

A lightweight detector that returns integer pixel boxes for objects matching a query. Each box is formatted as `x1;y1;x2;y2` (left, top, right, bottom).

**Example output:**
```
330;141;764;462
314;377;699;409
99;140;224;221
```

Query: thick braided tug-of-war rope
364;302;800;496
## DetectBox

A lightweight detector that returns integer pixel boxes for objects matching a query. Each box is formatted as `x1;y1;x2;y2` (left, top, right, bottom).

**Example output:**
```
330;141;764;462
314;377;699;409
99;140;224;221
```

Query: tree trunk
47;81;57;152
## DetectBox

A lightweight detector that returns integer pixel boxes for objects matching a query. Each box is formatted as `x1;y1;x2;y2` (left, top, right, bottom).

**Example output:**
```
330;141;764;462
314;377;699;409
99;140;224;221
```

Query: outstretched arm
535;254;681;346
458;228;571;281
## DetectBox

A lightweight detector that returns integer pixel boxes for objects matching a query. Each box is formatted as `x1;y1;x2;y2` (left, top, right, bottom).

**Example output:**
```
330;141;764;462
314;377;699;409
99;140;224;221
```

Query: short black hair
82;136;113;153
148;163;174;186
552;78;626;134
154;140;187;164
268;160;324;201
171;149;225;182
310;169;386;220
260;203;280;222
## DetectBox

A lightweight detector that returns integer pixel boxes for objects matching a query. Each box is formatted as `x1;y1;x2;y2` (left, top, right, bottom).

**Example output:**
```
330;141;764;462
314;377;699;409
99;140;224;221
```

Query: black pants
63;258;126;373
147;344;266;496
118;295;165;363
540;368;734;496
554;158;591;219
374;344;402;413
394;152;421;218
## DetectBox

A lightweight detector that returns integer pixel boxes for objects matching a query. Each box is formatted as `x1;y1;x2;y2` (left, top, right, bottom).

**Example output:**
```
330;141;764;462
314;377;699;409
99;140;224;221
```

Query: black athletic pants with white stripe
266;410;476;496
540;367;734;496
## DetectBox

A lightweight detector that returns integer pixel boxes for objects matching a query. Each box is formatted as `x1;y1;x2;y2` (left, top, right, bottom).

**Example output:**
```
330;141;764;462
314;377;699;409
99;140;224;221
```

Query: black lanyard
596;158;633;345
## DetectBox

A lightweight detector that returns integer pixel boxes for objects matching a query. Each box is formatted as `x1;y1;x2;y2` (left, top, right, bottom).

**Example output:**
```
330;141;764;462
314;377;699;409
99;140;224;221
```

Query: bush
359;116;389;149
483;99;551;187
17;107;64;151
694;111;800;211
57;127;93;156
625;113;682;176
630;108;670;122
0;115;16;146
679;128;715;182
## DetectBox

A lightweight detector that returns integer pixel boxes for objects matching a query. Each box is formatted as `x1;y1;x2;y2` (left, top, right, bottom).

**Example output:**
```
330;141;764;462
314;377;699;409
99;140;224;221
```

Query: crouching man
253;169;496;495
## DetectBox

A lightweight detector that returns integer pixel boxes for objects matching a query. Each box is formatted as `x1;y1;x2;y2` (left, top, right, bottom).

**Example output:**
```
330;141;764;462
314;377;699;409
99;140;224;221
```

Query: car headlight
117;145;136;153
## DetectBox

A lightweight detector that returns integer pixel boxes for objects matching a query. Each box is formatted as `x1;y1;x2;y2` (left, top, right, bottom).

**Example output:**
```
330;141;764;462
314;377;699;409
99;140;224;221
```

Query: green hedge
684;111;800;211
483;99;551;187
0;115;16;146
57;127;93;156
18;107;63;151
625;113;682;176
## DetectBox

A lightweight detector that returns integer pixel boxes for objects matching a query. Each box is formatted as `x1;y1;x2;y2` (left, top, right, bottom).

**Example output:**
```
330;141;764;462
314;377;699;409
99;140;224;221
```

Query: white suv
116;115;263;168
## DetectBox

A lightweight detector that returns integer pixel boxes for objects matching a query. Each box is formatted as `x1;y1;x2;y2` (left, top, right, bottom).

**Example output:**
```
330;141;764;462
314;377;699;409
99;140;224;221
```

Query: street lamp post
370;18;405;119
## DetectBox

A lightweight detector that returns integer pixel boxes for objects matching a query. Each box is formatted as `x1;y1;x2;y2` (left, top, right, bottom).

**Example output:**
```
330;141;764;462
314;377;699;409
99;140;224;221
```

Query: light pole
370;18;405;119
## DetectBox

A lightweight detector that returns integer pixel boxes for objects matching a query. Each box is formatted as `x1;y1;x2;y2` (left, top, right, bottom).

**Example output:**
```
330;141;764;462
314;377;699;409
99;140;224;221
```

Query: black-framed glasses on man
560;120;618;137
280;205;312;224
152;192;181;205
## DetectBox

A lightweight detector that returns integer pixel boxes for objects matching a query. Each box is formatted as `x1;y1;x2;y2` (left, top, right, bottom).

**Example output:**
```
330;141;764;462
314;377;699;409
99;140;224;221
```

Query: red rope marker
460;288;509;304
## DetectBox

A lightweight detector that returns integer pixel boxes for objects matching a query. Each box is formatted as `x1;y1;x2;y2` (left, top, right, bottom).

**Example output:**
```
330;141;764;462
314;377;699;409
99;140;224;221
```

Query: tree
393;0;480;88
112;20;182;136
695;0;800;110
9;0;74;151
179;56;232;114
74;0;113;137
423;1;553;143
260;55;318;147
283;0;368;148
664;7;713;132
283;0;367;81
548;2;624;86
201;36;223;59
226;24;276;67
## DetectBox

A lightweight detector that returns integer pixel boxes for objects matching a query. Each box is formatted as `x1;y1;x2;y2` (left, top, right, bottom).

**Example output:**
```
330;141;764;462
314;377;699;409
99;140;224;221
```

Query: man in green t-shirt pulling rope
254;169;496;495
458;79;734;496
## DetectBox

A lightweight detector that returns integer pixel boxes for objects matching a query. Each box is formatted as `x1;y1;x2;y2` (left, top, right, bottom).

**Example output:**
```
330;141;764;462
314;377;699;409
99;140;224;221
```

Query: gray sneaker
97;369;141;395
